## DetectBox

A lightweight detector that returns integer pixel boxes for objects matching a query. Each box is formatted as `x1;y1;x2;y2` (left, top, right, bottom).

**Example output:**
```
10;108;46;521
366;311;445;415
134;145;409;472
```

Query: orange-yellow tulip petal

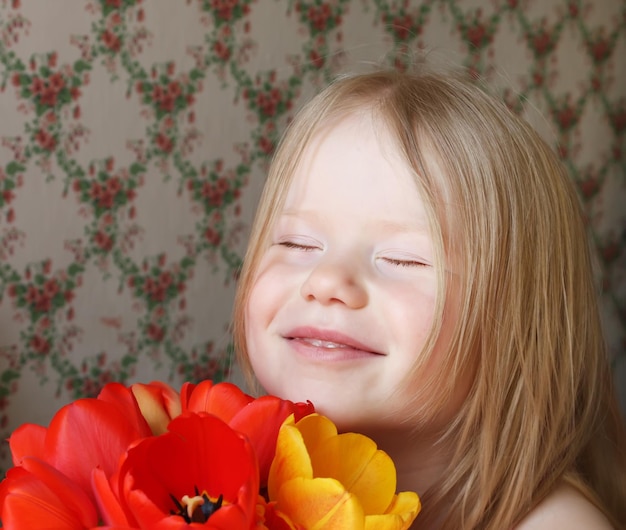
276;477;364;530
384;491;421;520
364;492;421;530
290;414;337;456
269;413;421;529
256;497;303;530
131;382;181;436
310;433;396;515
268;418;313;500
364;513;410;530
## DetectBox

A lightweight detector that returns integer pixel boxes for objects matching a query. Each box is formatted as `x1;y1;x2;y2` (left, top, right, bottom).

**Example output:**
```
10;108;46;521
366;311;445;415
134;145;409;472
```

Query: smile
300;338;350;349
283;327;384;360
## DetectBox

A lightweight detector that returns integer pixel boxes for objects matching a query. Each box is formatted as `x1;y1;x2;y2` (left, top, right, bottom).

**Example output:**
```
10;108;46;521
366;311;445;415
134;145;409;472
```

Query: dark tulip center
170;486;223;523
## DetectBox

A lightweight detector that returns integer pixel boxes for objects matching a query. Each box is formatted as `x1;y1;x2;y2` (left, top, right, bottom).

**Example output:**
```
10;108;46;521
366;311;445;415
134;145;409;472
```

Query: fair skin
246;110;459;496
515;485;613;529
244;110;613;529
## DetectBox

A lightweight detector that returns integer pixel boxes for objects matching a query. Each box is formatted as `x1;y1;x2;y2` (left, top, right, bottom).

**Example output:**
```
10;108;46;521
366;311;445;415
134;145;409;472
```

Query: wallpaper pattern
0;0;624;473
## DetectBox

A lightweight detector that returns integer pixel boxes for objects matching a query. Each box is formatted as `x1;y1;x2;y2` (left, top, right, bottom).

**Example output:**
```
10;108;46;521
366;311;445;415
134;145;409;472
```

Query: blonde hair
233;68;626;529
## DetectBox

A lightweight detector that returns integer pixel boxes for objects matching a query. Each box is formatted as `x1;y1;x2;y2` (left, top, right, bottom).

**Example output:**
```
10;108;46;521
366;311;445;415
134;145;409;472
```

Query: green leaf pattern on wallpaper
0;0;624;473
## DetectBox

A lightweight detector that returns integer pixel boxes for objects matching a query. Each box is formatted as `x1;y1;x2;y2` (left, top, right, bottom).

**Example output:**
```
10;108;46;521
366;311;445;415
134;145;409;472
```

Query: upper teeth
304;338;347;349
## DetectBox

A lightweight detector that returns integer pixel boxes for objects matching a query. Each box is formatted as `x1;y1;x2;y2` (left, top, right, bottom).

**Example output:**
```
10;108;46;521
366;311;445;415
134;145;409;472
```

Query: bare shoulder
515;484;614;530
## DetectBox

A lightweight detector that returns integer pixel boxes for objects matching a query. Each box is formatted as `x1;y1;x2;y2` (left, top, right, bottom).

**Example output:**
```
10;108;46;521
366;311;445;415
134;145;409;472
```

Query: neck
372;428;446;489
363;424;455;530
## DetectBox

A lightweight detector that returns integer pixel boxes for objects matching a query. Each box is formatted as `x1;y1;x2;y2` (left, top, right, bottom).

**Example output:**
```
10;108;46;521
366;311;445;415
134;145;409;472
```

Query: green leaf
67;263;84;277
129;162;145;176
52;294;63;309
180;256;195;269
58;90;71;105
121;355;135;368
1;369;20;384
189;68;204;81
6;161;25;176
74;59;91;73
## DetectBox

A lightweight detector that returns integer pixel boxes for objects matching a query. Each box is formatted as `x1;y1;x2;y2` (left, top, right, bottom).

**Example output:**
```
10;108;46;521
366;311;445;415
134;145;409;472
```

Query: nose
300;259;368;309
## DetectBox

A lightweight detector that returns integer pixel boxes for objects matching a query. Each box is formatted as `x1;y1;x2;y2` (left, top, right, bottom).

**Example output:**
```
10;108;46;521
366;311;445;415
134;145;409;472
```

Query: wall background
0;0;624;474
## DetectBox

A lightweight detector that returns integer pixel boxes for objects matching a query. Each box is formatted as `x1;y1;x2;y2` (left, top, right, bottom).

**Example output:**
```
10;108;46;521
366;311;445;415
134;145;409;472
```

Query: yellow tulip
268;414;420;530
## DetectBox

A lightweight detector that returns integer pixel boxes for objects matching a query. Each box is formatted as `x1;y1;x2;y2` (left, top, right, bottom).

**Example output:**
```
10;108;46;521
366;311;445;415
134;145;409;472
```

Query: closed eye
381;257;428;267
278;241;320;251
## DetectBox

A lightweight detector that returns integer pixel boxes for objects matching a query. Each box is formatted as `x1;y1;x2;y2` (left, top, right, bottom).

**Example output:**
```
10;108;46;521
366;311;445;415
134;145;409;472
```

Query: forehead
282;111;429;226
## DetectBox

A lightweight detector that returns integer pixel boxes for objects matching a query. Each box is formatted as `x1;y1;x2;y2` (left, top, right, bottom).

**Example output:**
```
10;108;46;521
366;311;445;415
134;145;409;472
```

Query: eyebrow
374;218;430;234
278;210;430;234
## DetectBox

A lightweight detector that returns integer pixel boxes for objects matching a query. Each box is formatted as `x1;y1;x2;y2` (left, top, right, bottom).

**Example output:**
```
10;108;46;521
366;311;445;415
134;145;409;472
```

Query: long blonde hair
233;68;626;529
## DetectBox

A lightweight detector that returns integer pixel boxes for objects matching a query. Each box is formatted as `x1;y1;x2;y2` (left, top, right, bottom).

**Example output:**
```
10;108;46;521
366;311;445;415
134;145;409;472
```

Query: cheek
245;280;270;354
246;264;281;328
243;265;285;368
389;285;437;350
401;289;470;426
244;289;272;391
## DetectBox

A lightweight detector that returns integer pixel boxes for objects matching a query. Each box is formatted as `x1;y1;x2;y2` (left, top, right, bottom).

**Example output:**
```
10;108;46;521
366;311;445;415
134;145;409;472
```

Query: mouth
283;327;383;357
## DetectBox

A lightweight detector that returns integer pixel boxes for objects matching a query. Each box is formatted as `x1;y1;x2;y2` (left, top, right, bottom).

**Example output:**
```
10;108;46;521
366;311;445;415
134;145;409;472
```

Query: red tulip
181;381;314;485
0;456;99;529
7;383;153;505
2;381;318;529
100;413;259;529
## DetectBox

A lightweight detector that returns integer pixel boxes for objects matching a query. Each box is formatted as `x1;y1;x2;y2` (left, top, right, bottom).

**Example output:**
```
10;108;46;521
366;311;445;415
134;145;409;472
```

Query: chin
307;399;373;434
259;376;379;432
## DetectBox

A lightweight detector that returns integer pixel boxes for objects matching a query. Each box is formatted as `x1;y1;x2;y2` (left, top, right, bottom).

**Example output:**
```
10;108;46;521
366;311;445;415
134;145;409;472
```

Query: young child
232;68;626;529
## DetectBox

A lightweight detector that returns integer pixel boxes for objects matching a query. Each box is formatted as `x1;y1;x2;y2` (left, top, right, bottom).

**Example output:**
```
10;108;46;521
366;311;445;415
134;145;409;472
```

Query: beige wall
0;0;624;473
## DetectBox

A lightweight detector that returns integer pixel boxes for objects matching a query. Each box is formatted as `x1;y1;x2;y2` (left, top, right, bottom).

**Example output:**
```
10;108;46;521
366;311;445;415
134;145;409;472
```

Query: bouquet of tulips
0;380;420;529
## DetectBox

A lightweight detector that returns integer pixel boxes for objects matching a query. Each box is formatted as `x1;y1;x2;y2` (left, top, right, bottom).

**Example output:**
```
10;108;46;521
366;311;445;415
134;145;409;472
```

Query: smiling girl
233;68;626;529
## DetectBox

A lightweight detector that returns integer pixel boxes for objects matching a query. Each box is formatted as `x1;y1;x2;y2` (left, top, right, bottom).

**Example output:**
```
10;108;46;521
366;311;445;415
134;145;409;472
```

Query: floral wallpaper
0;0;624;474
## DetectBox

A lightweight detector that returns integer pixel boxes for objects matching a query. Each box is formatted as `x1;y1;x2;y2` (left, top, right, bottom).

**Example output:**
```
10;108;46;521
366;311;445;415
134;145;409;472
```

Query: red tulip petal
89;527;139;529
122;488;170;529
92;467;135;527
98;382;152;435
183;381;253;421
148;504;252;530
45;398;151;501
119;414;259;528
9;423;46;465
292;400;316;422
0;457;98;529
178;382;195;409
230;396;307;484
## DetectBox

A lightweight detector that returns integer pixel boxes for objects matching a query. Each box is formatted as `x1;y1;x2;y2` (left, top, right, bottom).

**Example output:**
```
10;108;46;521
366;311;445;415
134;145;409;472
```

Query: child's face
245;111;457;432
